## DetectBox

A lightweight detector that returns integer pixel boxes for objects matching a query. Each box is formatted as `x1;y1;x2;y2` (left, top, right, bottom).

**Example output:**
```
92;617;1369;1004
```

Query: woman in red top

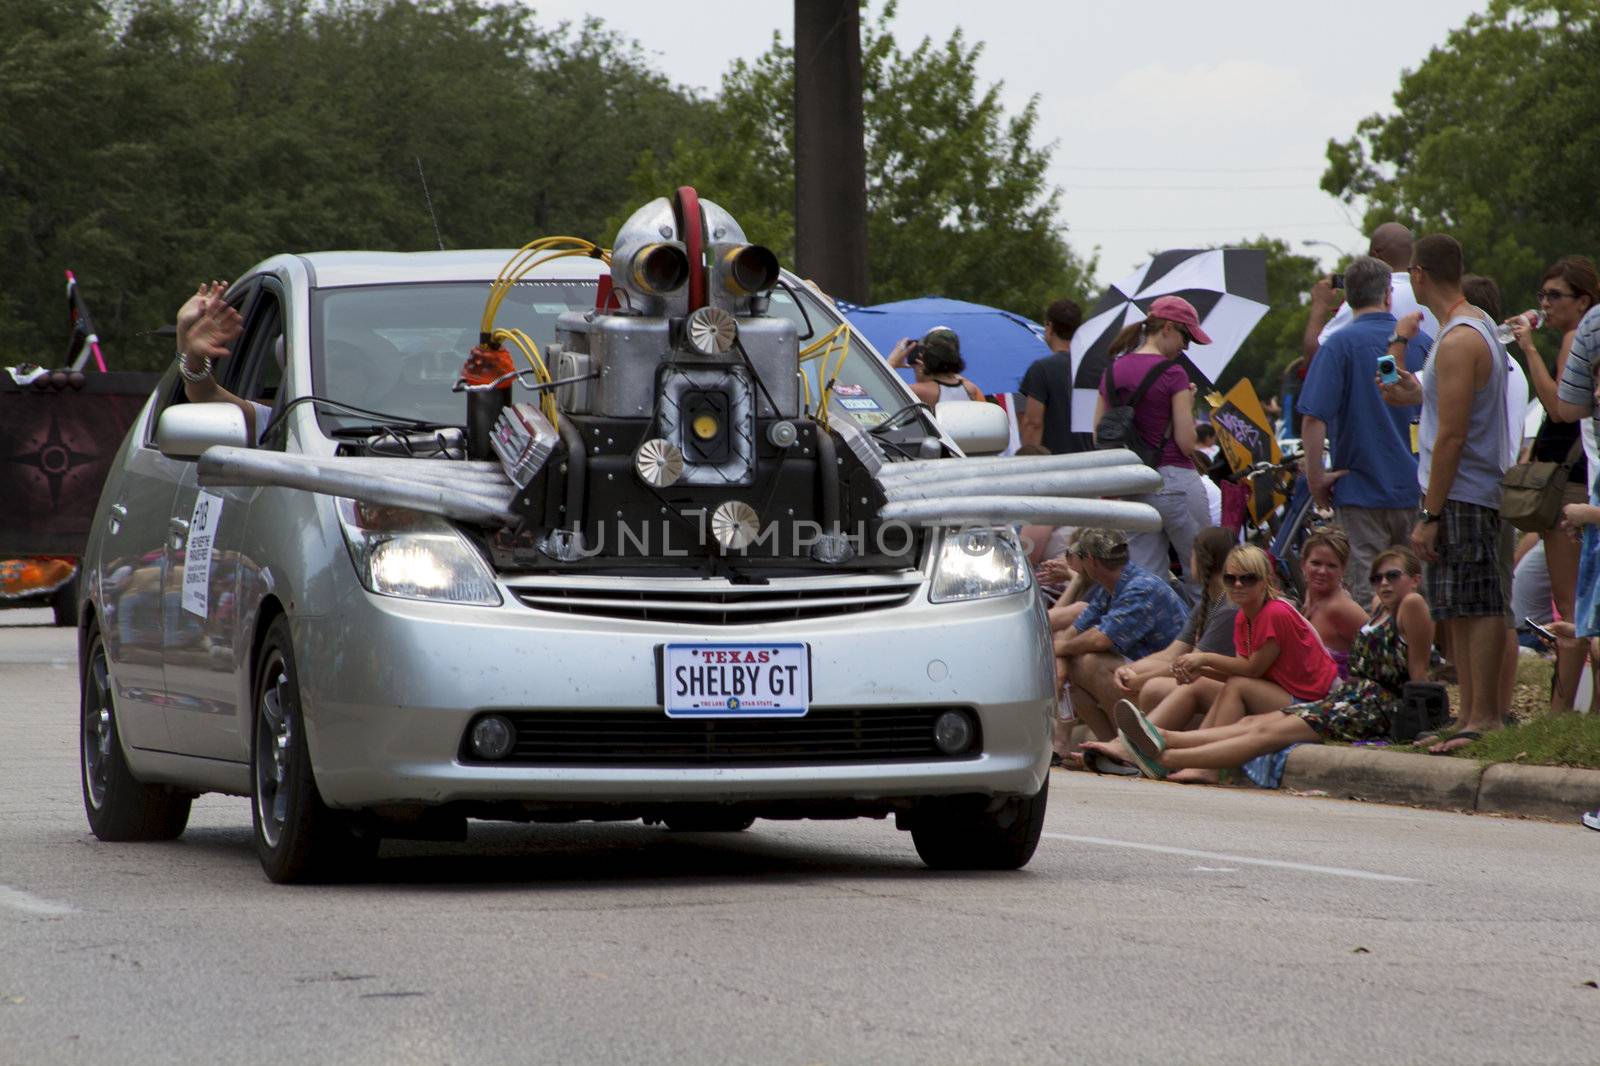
1155;544;1337;781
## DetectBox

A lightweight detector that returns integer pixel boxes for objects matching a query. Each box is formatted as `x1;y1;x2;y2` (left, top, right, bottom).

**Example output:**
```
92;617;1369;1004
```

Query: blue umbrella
839;297;1049;397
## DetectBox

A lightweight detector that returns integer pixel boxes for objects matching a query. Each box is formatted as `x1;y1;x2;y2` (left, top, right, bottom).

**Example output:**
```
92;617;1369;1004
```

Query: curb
1280;745;1600;822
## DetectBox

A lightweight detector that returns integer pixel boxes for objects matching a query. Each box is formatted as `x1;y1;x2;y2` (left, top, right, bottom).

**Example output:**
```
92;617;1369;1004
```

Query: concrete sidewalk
1280;745;1600;822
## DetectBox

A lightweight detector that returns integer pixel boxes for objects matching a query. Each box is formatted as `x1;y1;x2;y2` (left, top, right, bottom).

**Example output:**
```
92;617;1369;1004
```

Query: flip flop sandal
1082;749;1140;777
1427;730;1481;755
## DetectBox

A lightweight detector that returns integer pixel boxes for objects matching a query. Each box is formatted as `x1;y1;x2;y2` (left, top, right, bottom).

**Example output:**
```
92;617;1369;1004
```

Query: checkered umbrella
1066;248;1269;432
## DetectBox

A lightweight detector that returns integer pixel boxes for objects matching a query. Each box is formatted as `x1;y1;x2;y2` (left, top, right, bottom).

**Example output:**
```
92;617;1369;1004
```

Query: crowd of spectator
1019;224;1600;827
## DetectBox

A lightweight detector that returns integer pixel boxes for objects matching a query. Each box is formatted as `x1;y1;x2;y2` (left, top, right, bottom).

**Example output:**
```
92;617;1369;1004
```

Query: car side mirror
156;402;250;459
934;401;1011;456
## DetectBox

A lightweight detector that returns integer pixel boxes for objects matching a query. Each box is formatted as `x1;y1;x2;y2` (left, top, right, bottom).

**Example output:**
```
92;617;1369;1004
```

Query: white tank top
936;380;971;405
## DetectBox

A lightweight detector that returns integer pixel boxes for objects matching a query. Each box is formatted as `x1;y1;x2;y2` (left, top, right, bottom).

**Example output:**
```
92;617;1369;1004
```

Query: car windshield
310;280;596;430
778;284;912;429
309;279;914;431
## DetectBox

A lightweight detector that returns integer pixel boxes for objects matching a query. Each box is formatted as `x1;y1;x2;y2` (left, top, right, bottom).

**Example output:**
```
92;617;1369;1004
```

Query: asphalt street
3;608;1599;1066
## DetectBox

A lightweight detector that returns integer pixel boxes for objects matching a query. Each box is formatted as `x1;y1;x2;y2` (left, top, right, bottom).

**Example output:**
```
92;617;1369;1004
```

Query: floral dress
1290;614;1412;741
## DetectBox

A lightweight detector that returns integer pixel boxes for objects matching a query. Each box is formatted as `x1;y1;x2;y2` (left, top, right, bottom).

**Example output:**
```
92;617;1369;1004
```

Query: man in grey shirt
1382;234;1510;754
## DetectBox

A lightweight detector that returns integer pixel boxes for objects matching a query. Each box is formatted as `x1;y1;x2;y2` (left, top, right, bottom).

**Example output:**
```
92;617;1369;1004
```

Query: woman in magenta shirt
1157;544;1338;781
1092;295;1212;589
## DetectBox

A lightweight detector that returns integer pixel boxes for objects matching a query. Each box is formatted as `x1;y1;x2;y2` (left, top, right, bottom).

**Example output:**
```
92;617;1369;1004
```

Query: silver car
77;247;1058;883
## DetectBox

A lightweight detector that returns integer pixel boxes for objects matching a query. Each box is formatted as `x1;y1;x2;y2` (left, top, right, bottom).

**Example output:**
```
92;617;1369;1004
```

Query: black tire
52;574;80;628
662;810;756;833
910;776;1048;871
80;621;191;841
251;616;376;884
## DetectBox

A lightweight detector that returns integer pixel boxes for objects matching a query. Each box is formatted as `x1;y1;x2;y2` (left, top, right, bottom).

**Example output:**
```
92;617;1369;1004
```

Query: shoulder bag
1500;437;1584;533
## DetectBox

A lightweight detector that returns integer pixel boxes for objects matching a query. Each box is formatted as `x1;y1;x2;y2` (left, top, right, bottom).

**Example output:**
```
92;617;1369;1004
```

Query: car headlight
929;527;1032;604
336;499;501;606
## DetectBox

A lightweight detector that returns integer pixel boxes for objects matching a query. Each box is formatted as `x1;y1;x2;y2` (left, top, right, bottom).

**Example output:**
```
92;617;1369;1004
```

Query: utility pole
793;0;869;303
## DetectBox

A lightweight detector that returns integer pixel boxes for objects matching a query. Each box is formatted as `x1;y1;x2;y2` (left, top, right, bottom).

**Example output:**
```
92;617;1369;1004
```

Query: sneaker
1113;699;1167;780
1114;698;1165;754
1583;808;1600;832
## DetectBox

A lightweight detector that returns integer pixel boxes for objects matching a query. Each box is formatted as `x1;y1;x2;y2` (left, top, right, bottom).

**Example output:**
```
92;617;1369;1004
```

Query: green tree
1211;237;1323;396
1322;0;1600;311
623;2;1096;318
0;0;702;370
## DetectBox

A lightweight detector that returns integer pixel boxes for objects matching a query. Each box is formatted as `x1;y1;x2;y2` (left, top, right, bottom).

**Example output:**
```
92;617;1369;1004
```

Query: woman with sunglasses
1506;256;1600;712
1083;547;1434;780
1093;295;1211;589
1129;545;1338;782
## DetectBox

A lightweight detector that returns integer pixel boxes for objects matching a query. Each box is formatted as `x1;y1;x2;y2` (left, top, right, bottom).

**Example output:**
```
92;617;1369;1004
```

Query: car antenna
415;156;445;251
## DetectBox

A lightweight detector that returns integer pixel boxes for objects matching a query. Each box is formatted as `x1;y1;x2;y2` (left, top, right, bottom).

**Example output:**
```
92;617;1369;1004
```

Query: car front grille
508;575;922;625
461;707;980;766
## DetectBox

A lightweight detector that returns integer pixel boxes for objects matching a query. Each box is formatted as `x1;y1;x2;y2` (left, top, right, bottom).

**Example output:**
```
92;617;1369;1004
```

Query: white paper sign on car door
180;491;224;618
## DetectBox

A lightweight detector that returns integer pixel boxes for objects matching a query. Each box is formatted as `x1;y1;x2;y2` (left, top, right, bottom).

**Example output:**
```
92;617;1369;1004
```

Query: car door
158;281;274;760
97;383;188;751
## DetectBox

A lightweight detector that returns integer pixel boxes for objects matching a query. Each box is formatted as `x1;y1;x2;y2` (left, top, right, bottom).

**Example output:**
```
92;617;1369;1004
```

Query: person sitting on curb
1145;544;1339;783
1110;527;1239;731
1297;526;1371;677
1086;546;1435;781
1055;528;1187;767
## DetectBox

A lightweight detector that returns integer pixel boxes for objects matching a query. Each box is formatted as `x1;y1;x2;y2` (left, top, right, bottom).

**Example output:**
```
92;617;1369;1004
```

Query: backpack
1096;358;1174;468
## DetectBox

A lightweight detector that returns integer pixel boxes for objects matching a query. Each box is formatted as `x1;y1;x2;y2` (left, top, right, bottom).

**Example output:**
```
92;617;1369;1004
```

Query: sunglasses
1221;573;1261;588
1173;325;1193;345
1370;568;1407;585
1538;289;1576;303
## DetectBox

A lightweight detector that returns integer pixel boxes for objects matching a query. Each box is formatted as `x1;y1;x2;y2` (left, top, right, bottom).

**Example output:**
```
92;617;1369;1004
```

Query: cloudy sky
522;0;1488;287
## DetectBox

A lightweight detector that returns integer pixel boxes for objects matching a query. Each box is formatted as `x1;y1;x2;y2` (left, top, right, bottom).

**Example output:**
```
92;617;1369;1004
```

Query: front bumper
295;579;1054;810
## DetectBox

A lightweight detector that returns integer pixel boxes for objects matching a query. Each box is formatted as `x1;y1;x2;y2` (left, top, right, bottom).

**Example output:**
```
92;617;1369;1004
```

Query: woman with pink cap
1094;295;1212;590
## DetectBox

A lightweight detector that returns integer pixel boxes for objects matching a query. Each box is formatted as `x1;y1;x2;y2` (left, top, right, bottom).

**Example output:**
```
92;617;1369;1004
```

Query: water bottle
1496;310;1544;345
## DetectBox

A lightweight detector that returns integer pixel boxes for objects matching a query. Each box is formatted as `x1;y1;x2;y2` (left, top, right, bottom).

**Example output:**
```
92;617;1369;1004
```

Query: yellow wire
797;326;853;428
480;237;611;336
491;327;559;430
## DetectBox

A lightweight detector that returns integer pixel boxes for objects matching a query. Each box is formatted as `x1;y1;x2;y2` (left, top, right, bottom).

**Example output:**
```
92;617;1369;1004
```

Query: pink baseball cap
1146;295;1211;345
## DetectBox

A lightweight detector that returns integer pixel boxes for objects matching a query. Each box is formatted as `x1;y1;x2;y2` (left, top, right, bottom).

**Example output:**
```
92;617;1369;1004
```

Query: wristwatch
1419;507;1441;525
1387;333;1407;347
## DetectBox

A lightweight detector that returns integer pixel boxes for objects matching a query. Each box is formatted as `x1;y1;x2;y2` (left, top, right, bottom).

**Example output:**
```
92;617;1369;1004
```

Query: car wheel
661;810;756;833
910;776;1048;871
80;621;191;841
251;616;376;884
52;573;80;628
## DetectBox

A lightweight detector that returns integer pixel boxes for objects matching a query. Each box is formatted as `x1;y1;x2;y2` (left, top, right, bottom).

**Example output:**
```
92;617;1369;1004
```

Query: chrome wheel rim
254;653;293;849
82;643;114;810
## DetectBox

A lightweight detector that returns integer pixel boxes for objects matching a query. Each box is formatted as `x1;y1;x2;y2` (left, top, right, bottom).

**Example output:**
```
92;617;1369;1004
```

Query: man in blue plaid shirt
1057;528;1188;754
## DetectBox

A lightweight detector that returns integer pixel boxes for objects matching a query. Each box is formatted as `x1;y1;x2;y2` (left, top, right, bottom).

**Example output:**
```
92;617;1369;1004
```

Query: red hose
675;186;706;311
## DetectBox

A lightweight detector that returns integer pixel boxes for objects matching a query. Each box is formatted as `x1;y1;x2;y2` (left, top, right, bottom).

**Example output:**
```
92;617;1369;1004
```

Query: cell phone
1525;618;1559;646
1377;354;1399;384
1330;273;1344;289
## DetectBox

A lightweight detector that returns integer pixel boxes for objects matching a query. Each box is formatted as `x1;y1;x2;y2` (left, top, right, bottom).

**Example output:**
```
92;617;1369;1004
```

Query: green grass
1395;712;1600;770
1452;713;1600;770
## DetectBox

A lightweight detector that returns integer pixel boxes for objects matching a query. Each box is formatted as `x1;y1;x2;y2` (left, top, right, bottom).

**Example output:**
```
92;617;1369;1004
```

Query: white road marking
0;886;76;916
1043;833;1417;883
1192;866;1238;873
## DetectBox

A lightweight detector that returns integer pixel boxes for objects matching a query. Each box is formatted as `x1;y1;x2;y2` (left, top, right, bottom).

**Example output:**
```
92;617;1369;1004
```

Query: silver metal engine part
880;495;1163;532
489;402;559;489
635;437;686;488
197;447;514;526
686;306;738;355
710;500;760;551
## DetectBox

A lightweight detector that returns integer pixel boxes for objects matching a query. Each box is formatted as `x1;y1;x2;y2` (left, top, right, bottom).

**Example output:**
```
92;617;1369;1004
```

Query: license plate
662;642;810;718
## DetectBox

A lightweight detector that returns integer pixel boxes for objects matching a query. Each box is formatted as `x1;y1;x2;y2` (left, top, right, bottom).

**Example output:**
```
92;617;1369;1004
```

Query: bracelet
176;351;213;384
